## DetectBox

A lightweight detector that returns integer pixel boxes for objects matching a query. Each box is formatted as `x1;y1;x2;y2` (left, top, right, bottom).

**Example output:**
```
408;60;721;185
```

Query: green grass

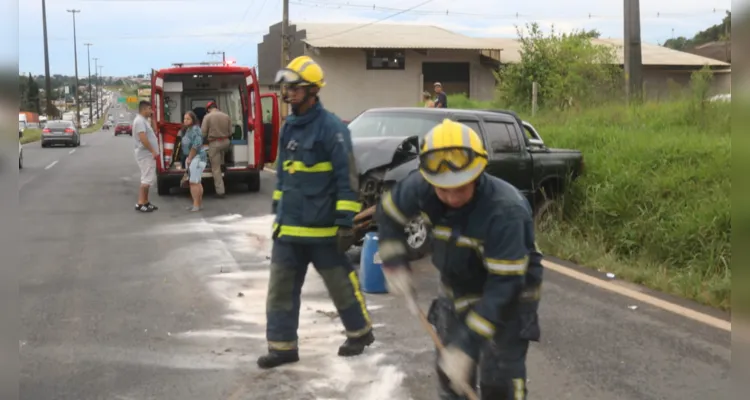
447;94;731;310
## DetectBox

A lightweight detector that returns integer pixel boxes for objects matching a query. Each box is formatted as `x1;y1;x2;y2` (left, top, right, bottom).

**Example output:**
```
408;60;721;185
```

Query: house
258;22;503;120
481;37;731;98
257;22;731;119
687;41;731;63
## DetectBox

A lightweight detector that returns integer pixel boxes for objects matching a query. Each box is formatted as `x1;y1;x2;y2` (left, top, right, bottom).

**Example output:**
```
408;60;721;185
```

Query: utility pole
93;57;99;117
623;0;643;104
281;0;290;121
84;43;93;121
67;9;81;127
98;66;104;117
42;0;54;118
208;50;226;64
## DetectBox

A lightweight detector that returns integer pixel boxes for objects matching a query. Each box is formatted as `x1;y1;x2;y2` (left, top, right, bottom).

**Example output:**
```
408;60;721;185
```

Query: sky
17;0;732;77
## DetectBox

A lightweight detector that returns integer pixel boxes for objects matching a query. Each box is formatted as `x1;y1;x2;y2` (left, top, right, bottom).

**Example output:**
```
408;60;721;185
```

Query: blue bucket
359;232;388;294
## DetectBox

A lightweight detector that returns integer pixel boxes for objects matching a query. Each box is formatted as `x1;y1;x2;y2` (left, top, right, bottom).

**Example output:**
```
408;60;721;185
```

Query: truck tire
534;198;559;232
247;171;261;192
157;176;171;196
405;216;431;260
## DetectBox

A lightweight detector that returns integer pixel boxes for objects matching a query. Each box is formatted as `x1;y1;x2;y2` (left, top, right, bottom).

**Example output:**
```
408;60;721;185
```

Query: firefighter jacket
375;170;544;360
271;101;361;243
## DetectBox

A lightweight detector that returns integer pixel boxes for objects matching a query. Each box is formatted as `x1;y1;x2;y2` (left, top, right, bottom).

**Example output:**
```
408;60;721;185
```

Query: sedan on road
41;120;81;148
114;123;132;136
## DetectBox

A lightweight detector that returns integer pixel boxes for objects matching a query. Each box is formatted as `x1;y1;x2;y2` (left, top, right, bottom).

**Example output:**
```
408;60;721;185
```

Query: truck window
484;121;520;153
456;120;484;146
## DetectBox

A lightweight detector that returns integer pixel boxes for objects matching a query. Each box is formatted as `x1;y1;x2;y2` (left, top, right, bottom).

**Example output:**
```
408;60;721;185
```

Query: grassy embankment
448;94;730;310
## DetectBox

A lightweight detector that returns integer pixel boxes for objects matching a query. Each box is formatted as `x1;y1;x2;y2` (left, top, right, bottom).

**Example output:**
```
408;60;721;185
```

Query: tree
24;73;41;113
663;11;731;50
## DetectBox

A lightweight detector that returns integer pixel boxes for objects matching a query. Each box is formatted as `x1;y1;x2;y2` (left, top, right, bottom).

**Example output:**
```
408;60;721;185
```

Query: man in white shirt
132;101;160;212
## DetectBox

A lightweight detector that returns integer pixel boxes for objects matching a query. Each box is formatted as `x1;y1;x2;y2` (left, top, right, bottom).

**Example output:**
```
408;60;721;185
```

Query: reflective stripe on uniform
485;257;528;275
282;160;333;173
513;378;526;399
336;200;362;213
268;340;298;351
432;225;484;254
277;225;338;238
382;191;408;225
348;271;372;327
272;190;282;200
466;310;495;338
454;295;481;312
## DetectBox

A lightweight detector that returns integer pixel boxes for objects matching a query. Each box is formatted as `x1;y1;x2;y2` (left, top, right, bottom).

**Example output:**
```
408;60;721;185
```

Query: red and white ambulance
149;62;280;195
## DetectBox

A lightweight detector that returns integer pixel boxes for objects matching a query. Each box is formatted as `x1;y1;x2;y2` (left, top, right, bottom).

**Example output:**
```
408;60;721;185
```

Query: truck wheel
405;216;431;261
534;198;560;232
247;171;261;192
156;176;171;196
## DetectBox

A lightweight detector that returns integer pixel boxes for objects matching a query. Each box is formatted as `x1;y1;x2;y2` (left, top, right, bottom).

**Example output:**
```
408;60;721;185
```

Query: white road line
69;149;76;154
543;260;731;332
44;160;58;170
262;164;729;331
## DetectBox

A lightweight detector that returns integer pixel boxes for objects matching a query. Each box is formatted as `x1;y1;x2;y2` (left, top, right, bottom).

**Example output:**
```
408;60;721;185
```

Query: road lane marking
263;165;729;331
44;160;58;170
543;260;731;332
69;149;76;154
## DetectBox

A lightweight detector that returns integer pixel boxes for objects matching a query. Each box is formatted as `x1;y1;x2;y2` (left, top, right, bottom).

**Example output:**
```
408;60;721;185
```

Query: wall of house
642;68;732;99
306;48;497;120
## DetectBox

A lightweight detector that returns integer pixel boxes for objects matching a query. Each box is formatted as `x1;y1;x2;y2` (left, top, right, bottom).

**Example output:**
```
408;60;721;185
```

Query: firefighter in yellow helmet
259;56;373;369
375;119;544;399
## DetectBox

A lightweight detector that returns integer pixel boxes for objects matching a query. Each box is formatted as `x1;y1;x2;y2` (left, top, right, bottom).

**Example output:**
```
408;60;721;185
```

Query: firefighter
374;119;543;399
258;56;374;369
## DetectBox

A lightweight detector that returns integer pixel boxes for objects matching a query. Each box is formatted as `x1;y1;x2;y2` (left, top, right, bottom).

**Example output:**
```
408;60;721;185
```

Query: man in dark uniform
258;56;374;369
375;119;543;399
433;82;448;108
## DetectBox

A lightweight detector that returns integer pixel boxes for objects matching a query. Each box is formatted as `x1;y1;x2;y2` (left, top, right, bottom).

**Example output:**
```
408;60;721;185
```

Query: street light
41;0;54;118
84;43;93;122
66;9;81;127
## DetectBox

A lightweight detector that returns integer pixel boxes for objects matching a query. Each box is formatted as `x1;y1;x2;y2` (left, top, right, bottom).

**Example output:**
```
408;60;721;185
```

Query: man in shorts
133;100;160;212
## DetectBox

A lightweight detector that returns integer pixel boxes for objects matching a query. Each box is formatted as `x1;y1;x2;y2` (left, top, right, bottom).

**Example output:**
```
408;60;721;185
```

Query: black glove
336;226;355;253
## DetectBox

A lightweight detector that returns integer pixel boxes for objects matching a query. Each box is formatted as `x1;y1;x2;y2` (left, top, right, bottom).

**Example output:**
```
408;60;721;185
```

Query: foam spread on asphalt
148;213;412;400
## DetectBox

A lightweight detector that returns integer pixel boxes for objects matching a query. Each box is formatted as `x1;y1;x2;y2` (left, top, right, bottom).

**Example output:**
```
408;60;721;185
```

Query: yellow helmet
274;55;326;88
419;119;488;188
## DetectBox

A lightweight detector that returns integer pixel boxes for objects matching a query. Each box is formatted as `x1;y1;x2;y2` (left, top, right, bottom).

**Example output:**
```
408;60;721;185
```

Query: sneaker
145;202;158;211
135;203;153;213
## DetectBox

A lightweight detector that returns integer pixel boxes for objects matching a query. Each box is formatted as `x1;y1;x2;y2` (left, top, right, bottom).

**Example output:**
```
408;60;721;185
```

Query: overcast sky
17;0;731;77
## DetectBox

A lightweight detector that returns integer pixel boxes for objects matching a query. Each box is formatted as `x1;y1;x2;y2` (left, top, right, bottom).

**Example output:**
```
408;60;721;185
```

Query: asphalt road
19;124;731;400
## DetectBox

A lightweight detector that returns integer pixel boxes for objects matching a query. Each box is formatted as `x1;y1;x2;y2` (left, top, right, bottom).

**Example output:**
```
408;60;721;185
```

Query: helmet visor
274;68;309;86
419;147;481;174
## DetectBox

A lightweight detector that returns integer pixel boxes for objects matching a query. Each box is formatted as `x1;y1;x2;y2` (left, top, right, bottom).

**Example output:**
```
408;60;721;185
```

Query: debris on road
628;305;638;310
606;273;616;279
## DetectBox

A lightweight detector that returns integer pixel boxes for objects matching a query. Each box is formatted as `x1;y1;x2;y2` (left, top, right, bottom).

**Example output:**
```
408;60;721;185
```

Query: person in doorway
133;100;159;213
201;101;232;198
434;82;448;108
181;111;208;212
423;91;435;108
375;119;543;399
258;55;374;369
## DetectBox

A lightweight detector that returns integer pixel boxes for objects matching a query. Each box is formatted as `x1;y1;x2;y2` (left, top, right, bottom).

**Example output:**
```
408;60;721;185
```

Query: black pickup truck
348;107;584;259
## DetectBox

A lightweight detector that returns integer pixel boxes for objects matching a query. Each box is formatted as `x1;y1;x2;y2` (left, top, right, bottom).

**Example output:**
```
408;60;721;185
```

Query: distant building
257;22;731;119
688;41;731;63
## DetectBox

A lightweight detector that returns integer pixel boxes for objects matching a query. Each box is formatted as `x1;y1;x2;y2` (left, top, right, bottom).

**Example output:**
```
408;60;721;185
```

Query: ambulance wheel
157;176;171;196
247;171;261;192
405;216;431;261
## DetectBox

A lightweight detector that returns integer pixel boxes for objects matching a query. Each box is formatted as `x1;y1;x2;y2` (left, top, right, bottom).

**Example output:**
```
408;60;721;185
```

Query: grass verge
447;94;731;310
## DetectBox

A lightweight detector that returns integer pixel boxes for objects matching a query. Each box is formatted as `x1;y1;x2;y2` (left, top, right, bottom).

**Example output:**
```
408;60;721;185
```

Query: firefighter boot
338;330;375;356
256;350;300;369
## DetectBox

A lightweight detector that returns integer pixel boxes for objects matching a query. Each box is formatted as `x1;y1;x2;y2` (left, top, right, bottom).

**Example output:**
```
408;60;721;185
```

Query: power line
227;0;271;51
305;0;437;40
222;0;256;50
23;30;266;42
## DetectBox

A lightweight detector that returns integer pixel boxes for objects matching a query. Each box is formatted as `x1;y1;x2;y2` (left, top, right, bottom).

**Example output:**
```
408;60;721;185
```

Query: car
347;107;584;259
41;120;81;148
114;123;132;136
102;122;111;130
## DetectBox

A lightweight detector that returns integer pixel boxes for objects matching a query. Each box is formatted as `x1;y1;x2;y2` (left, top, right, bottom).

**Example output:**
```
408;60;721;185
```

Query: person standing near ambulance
374;119;543;399
201;101;232;198
258;56;374;369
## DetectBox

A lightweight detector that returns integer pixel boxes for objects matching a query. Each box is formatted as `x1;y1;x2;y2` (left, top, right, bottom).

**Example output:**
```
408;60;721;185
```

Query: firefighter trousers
265;240;372;352
428;297;532;400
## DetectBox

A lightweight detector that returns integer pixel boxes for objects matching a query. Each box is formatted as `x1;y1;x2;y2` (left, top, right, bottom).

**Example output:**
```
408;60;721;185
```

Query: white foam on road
144;214;412;400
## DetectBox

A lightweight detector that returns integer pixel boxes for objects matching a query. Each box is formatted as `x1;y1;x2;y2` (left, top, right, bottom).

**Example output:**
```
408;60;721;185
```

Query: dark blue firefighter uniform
375;170;543;400
268;101;371;353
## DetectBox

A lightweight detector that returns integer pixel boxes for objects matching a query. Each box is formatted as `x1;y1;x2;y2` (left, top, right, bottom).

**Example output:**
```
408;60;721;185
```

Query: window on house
366;49;406;70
